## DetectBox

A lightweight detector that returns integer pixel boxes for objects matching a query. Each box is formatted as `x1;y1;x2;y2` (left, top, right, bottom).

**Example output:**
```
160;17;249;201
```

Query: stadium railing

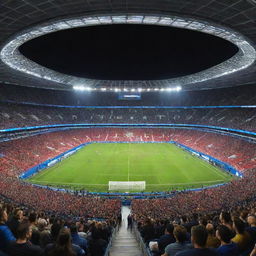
133;222;153;256
104;226;117;256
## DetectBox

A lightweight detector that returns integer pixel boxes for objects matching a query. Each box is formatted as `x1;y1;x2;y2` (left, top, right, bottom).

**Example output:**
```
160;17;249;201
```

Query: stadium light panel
1;14;255;91
73;85;85;91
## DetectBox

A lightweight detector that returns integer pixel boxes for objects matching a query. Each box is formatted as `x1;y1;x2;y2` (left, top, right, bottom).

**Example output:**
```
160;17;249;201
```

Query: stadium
0;1;256;256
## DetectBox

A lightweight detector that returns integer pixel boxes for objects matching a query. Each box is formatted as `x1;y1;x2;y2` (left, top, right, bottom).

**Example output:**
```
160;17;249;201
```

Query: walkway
109;206;143;256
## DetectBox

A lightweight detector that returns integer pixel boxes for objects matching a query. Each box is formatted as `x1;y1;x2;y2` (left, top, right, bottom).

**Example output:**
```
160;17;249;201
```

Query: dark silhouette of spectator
70;224;87;253
127;214;133;231
163;225;192;256
158;223;175;254
0;207;15;253
247;215;256;245
219;212;235;238
141;218;155;244
7;221;43;256
45;227;85;256
88;229;107;256
232;216;252;253
176;225;218;256
7;209;23;238
206;223;220;248
216;225;239;256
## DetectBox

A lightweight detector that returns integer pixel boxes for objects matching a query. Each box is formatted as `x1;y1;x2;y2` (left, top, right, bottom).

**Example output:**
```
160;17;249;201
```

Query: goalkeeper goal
108;181;146;191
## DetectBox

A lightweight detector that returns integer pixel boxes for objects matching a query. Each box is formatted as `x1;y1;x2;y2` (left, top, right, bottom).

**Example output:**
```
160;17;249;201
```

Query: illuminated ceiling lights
72;85;182;92
73;85;94;91
1;14;255;91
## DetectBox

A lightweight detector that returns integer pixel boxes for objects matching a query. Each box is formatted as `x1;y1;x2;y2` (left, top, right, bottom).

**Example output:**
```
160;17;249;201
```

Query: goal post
108;181;146;191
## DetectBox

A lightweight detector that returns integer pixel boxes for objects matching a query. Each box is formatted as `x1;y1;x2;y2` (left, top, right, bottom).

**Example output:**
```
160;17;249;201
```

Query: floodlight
0;14;255;91
73;85;85;91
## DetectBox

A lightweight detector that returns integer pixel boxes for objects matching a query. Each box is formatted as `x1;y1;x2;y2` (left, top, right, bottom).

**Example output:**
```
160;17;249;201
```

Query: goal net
108;181;146;191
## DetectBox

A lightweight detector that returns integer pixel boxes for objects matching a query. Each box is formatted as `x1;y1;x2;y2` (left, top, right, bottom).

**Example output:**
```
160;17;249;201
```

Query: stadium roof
0;0;256;91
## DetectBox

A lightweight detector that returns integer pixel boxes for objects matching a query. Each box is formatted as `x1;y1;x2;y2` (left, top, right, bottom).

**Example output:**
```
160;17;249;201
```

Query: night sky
19;24;238;80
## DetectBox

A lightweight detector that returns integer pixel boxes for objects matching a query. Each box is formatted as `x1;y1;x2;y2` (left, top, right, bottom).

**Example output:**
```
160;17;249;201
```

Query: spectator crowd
0;199;117;256
0;122;255;256
132;198;256;256
0;102;256;132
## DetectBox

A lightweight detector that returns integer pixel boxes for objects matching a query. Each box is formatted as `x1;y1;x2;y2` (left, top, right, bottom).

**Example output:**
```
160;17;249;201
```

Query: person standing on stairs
127;214;133;231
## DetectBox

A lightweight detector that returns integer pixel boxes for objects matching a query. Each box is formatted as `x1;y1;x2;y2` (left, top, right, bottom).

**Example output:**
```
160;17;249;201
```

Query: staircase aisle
109;206;143;256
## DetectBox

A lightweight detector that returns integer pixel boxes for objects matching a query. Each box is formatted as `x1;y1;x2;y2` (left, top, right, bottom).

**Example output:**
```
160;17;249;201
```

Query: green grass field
28;143;233;192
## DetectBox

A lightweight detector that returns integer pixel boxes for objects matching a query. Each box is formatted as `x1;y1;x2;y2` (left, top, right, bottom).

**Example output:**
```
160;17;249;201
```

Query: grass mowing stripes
28;143;233;192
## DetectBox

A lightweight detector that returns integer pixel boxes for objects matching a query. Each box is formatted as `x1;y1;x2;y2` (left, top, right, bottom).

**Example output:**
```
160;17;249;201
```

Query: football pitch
28;143;233;192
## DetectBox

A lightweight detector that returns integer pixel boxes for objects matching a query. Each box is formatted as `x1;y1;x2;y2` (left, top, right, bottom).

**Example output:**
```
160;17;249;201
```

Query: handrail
103;226;117;256
133;222;152;256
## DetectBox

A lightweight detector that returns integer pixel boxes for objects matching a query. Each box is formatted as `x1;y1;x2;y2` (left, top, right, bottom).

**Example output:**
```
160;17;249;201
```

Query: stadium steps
109;206;143;256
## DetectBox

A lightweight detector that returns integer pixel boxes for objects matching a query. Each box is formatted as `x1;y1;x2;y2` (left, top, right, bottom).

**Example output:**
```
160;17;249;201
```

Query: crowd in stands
0;127;255;255
1;128;254;173
0;199;117;256
133;205;256;256
1;82;256;256
0;102;256;132
0;128;254;209
132;168;256;220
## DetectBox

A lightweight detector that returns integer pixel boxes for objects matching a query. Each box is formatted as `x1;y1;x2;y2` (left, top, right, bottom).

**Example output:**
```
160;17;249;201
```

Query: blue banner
19;143;91;179
173;142;243;177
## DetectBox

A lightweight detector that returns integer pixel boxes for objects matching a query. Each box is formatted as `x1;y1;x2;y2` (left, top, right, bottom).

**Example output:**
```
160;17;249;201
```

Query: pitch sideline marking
28;179;226;186
29;143;231;188
198;159;230;180
29;166;53;180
